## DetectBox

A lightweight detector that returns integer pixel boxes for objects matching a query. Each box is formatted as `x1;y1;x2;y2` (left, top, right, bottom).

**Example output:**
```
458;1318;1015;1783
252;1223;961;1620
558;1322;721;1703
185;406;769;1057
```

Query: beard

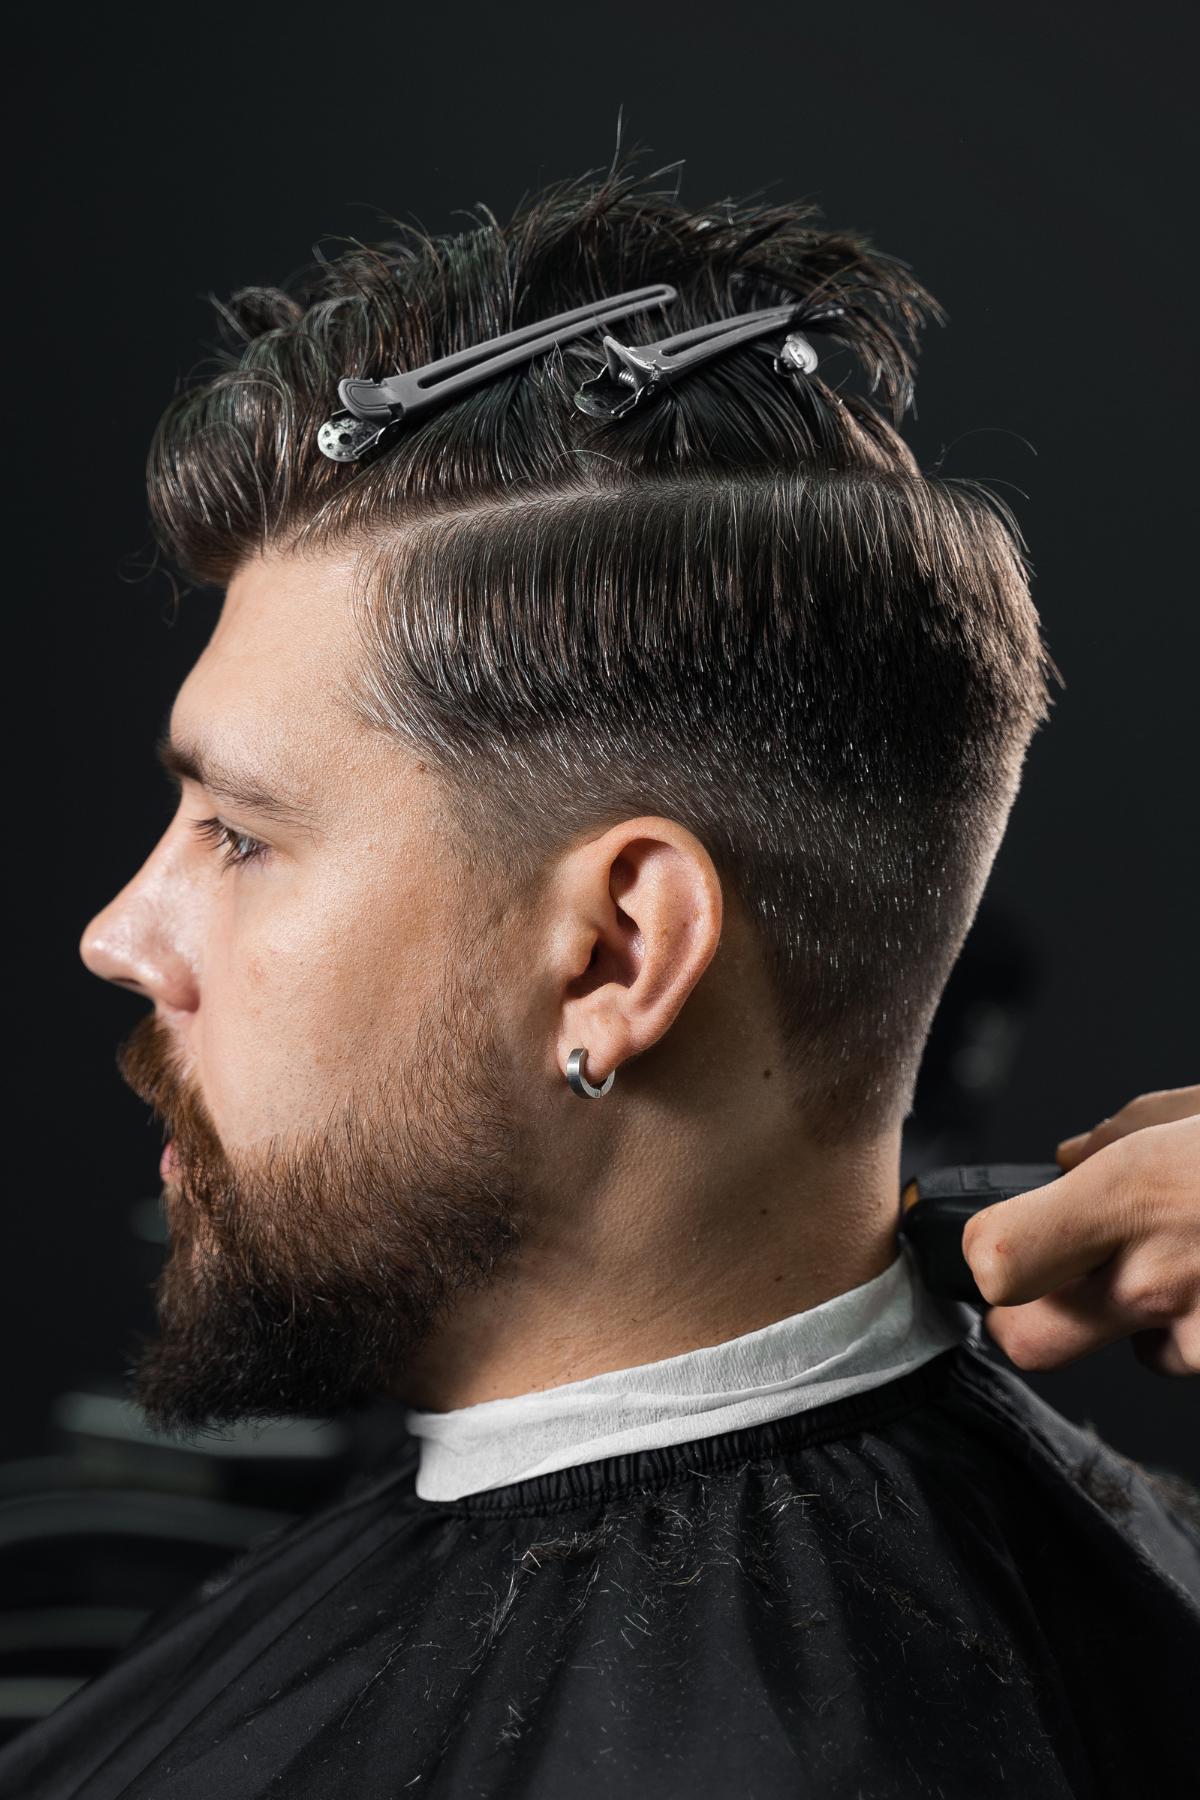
114;937;525;1438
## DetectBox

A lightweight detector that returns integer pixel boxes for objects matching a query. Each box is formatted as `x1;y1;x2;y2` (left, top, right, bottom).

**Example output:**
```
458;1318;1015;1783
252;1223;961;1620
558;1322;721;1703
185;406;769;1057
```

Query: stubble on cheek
203;943;406;1151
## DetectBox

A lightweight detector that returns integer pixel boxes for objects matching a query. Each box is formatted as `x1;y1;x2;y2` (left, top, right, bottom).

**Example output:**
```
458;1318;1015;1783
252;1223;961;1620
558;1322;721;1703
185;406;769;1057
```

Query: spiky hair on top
147;152;1061;1143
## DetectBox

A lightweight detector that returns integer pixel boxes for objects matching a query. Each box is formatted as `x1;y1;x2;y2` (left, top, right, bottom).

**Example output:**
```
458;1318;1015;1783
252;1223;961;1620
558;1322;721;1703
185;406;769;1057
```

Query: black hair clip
572;303;840;421
317;283;678;463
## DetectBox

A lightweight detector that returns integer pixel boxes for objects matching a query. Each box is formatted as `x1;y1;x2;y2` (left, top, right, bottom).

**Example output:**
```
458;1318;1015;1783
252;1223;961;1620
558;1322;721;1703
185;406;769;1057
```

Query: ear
548;817;724;1090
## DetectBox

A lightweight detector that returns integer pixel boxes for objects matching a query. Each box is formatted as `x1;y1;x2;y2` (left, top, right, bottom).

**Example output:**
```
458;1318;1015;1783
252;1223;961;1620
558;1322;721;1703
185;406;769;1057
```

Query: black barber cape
2;1341;1198;1799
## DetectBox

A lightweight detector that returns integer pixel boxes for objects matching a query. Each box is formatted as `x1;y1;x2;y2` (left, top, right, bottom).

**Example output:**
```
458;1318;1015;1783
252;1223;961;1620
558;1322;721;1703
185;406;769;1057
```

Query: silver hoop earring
566;1047;615;1099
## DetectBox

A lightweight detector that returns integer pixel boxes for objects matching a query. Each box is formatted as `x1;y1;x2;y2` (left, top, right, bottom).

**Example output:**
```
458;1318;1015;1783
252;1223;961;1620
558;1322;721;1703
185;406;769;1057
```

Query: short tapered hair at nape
146;150;1061;1144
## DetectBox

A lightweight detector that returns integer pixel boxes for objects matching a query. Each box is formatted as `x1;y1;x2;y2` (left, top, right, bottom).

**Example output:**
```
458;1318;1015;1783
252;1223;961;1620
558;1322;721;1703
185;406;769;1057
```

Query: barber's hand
961;1087;1200;1376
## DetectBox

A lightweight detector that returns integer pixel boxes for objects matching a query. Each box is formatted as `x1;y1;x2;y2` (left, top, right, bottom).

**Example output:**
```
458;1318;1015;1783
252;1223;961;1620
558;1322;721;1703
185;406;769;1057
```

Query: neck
393;1122;902;1412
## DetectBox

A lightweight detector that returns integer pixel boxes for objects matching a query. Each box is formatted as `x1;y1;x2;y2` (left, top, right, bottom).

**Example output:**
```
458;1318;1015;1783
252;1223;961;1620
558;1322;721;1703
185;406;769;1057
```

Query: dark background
16;3;1197;1480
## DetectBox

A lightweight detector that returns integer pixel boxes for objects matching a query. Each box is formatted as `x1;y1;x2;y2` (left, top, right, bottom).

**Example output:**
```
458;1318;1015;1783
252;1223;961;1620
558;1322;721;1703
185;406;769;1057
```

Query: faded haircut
145;153;1061;1143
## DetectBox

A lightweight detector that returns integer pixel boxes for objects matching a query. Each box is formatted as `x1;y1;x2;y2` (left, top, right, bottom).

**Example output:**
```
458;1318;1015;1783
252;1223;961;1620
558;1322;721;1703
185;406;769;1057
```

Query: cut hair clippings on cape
316;284;841;462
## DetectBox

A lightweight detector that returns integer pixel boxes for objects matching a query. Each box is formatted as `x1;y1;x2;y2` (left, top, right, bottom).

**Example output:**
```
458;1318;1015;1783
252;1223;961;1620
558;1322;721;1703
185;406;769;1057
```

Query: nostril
79;920;143;993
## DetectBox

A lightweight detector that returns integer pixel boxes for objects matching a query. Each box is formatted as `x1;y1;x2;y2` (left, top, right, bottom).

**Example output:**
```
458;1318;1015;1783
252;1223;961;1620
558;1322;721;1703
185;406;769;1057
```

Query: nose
79;845;200;1014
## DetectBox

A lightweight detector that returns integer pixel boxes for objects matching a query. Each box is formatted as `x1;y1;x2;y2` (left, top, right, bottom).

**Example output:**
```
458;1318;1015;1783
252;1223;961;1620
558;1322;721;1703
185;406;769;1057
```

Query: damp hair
146;150;1061;1143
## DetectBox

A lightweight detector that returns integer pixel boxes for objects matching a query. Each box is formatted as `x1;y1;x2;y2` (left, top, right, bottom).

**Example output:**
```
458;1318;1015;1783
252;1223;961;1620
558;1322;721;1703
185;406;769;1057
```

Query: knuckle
967;1242;1015;1306
1110;1267;1192;1320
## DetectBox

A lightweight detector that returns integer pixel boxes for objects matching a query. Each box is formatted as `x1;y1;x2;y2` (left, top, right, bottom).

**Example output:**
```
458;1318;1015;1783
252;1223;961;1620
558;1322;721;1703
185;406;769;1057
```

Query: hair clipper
897;1164;1064;1303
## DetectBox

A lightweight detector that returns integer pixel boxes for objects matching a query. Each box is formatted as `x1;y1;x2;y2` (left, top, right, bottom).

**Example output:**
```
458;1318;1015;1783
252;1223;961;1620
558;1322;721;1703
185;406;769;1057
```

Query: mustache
115;1012;222;1159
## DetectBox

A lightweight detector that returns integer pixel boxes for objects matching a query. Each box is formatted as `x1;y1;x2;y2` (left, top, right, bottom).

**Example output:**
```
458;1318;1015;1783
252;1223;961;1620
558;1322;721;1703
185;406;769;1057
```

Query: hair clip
573;303;842;420
317;283;678;462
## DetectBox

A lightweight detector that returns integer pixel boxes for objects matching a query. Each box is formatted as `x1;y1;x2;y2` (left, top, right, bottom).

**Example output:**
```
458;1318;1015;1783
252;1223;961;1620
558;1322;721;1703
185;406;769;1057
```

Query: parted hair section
146;155;1060;1142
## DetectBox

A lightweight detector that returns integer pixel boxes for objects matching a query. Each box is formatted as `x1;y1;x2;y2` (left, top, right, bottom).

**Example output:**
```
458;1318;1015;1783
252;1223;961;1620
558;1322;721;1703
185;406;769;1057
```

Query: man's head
80;158;1058;1432
84;546;737;1429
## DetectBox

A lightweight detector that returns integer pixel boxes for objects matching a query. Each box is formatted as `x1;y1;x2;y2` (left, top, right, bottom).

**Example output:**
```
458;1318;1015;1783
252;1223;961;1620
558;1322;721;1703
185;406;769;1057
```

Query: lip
160;1139;179;1182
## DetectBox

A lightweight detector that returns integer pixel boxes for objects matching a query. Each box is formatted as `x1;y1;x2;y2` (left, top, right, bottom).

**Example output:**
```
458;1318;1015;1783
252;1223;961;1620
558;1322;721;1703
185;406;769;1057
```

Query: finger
1055;1133;1095;1170
1057;1085;1200;1166
1116;1084;1200;1127
962;1162;1129;1306
1055;1116;1124;1167
980;1269;1143;1370
982;1258;1200;1373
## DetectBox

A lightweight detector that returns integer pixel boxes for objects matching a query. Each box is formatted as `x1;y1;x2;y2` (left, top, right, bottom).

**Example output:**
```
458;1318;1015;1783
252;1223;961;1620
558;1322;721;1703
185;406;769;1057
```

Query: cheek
197;862;446;1147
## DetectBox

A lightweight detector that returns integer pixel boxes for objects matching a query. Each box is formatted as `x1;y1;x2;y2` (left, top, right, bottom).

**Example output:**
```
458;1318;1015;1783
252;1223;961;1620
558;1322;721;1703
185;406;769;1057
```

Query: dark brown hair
146;154;1061;1142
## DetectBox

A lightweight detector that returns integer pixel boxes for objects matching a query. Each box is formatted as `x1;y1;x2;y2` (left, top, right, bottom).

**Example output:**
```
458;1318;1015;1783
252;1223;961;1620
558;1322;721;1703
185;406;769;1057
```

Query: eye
189;816;270;870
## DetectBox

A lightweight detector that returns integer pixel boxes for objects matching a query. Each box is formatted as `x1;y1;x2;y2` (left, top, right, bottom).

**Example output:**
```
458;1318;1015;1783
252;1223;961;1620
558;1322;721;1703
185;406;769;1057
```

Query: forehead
171;548;370;742
168;547;379;805
189;548;361;701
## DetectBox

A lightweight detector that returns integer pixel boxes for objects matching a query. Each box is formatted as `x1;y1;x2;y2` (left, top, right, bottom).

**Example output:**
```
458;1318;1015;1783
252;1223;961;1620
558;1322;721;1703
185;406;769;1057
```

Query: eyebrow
155;730;319;830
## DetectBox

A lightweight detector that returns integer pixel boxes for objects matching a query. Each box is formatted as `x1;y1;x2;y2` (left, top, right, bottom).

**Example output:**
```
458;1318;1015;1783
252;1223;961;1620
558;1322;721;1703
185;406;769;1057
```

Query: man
4;159;1196;1797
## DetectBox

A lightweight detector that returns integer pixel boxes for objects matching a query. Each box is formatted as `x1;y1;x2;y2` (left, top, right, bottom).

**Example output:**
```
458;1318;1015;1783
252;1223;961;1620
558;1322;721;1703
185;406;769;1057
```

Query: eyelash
189;816;270;870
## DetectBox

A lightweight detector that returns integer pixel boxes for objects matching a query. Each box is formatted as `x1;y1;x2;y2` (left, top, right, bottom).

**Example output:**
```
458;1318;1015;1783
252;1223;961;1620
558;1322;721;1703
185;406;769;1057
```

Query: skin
964;1088;1199;1377
80;546;903;1425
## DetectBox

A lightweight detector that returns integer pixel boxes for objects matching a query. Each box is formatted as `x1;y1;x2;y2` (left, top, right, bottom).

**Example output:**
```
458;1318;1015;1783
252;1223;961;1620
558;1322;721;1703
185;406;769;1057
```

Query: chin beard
128;1157;521;1436
116;973;525;1439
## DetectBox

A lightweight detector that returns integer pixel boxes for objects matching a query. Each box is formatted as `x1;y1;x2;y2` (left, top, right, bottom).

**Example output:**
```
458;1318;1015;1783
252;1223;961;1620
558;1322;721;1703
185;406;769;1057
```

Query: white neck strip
405;1242;979;1501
